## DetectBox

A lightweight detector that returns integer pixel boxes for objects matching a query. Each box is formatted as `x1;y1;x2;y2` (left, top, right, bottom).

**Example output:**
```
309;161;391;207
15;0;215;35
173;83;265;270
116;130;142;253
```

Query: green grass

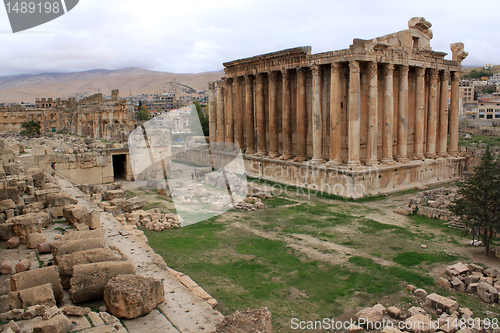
393;251;458;267
260;197;297;208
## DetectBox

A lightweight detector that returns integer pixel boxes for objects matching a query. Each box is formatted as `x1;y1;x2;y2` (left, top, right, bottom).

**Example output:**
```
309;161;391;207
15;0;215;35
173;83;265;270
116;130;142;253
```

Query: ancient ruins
0;90;135;142
206;17;468;198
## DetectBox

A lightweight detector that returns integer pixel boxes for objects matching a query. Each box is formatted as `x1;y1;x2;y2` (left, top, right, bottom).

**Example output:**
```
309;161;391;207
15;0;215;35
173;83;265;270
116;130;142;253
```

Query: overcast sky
0;0;498;77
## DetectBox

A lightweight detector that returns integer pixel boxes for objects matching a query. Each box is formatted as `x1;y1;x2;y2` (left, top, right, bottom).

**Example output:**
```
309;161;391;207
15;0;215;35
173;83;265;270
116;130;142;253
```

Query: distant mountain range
0;68;225;103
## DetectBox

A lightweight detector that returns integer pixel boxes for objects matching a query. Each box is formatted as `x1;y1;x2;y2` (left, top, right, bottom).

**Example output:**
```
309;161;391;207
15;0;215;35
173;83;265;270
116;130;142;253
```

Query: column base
279;153;293;160
245;149;256;155
326;159;342;167
380;158;394;164
255;151;267;157
268;152;280;158
293;156;308;162
396;157;410;163
436;152;449;158
425;154;437;159
448;150;459;157
365;159;379;166
348;160;361;167
310;158;325;165
413;154;424;160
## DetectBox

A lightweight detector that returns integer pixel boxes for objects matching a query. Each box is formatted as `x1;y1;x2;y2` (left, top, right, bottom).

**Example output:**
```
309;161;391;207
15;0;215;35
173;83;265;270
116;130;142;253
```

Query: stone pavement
57;175;224;333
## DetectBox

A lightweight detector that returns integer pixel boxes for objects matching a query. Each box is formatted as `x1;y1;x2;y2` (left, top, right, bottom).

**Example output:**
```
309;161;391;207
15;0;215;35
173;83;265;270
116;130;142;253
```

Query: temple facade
207;17;469;198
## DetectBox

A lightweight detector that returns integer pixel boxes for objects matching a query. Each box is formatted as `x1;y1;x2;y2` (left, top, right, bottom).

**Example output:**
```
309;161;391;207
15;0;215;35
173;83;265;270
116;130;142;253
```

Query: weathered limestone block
4;163;21;176
61;305;90;317
58;248;119;288
33;313;72;333
102;190;126;201
414;288;428;297
484;267;499;278
447;262;469;276
63;205;100;229
464;273;483;286
465;283;478;294
0;199;16;213
34;189;59;203
438;277;451;289
10;266;64;302
32;171;57;188
387;306;402;318
425;293;458;313
23;202;45;214
69;261;136;303
49;238;106;264
10;212;51;243
6;236;20;249
37;241;53;254
15;259;32;273
27;232;46;249
9;291;23;309
356;307;382;328
405;313;433;333
18;283;56;308
122;197;147;213
1;260;13;274
103;274;164;319
215;307;273;333
45;192;77;207
477;282;499;303
451;277;465;292
60;228;105;241
0;222;16;241
42;305;61;319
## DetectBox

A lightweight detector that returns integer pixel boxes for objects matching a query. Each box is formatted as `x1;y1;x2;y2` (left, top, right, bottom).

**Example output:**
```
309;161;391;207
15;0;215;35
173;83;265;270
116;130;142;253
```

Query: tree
451;146;500;256
137;105;151;121
20;121;41;136
190;100;209;137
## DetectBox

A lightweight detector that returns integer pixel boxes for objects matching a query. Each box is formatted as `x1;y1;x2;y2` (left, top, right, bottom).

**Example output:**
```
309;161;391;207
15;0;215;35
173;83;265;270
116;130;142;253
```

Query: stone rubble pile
352;290;488;333
115;209;181;232
395;187;464;225
438;262;500;305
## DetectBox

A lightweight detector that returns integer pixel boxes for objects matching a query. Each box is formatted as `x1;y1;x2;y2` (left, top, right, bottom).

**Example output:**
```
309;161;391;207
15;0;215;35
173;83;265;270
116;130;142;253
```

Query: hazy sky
0;0;498;77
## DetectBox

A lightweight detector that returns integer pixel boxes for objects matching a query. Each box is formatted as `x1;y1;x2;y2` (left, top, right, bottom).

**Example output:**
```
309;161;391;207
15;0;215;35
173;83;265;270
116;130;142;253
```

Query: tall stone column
381;64;394;164
268;71;279;158
414;67;425;159
311;65;324;164
366;62;378;166
244;75;255;154
255;73;267;157
294;67;308;162
208;81;216;145
280;69;293;160
397;65;409;162
225;78;234;149
234;77;244;150
328;63;342;165
426;69;438;158
437;71;450;157
449;71;460;156
216;80;225;147
348;60;361;167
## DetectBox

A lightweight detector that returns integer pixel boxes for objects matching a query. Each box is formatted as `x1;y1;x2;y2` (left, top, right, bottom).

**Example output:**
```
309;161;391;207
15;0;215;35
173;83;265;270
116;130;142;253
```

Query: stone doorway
112;154;127;180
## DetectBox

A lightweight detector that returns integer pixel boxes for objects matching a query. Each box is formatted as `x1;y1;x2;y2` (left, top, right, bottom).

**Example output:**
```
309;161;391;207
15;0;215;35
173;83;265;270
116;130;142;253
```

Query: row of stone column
208;62;460;165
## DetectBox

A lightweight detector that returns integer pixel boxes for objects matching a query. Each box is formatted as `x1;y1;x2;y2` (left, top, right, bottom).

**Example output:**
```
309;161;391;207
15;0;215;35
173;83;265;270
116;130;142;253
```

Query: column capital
281;68;290;80
416;67;426;77
208;81;215;89
269;71;279;81
256;72;265;82
225;77;233;84
367;61;378;73
244;74;253;84
296;67;308;77
331;62;341;72
349;60;360;73
383;63;395;75
399;65;409;77
428;68;438;80
451;71;460;81
234;76;243;86
441;70;450;81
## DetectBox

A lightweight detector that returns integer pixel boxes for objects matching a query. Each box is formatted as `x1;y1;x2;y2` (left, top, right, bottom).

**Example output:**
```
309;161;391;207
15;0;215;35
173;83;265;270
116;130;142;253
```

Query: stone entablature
208;17;468;198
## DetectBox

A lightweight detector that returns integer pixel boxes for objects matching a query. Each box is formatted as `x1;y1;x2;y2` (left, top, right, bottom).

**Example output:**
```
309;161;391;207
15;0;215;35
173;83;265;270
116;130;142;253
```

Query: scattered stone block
407;306;425;316
36;241;52;254
88;311;104;327
425;293;458;313
465;283;478;294
464;273;482;286
405;313;433;333
0;199;16;213
33;313;72;333
372;303;386;315
356;307;382;329
438;277;451;289
1;260;13;275
18;283;56;309
69;261;135;303
484;267;499;278
381;328;403;333
387;306;402;318
45;192;77;207
207;298;218;309
477;282;499;303
447;262;469;276
99;311;120;324
406;284;417;291
62;305;90;317
414;288;428;297
0;309;24;321
6;236;20;249
4;320;19;333
49;238;106;264
10;265;64;303
27;232;46;249
104;274;164;319
60;228;105;242
10;212;51;243
15;258;32;273
102;190;126;201
459;308;473;319
215;307;272;333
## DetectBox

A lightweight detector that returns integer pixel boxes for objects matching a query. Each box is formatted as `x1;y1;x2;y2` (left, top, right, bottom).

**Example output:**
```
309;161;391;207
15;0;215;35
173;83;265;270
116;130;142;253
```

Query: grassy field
144;187;500;332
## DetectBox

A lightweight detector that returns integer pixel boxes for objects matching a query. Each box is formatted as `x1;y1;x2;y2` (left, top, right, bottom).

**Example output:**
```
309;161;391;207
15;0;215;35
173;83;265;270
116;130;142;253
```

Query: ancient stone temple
207;17;468;198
